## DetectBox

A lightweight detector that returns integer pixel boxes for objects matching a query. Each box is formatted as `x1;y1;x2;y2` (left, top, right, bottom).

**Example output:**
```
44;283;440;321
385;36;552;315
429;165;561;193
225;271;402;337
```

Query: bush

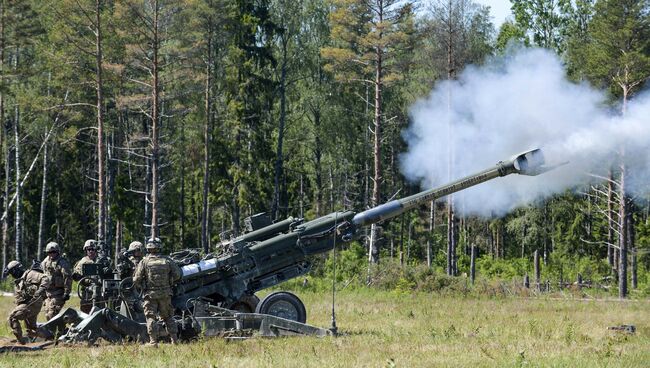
280;245;646;298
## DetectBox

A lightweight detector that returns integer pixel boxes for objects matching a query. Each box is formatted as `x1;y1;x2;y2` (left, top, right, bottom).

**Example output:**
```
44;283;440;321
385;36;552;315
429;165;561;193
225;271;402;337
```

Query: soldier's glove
63;293;70;301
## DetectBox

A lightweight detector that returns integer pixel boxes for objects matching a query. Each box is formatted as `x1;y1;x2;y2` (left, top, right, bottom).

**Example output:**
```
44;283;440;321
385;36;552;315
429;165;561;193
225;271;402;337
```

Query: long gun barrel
171;148;557;308
351;148;552;227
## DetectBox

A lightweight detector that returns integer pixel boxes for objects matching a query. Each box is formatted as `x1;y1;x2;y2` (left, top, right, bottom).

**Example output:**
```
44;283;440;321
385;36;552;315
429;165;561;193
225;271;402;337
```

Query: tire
255;291;307;323
228;294;260;313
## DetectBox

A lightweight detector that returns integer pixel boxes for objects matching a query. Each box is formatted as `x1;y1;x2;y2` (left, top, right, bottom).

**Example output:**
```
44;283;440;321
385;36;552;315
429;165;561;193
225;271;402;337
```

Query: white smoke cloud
400;47;650;216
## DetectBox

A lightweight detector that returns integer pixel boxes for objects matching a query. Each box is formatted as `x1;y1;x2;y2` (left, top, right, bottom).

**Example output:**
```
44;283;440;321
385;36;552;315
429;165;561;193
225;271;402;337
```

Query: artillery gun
40;148;557;343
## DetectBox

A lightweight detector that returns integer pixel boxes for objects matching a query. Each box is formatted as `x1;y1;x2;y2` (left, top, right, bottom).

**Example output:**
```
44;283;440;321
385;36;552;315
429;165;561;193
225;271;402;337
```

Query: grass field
0;289;648;367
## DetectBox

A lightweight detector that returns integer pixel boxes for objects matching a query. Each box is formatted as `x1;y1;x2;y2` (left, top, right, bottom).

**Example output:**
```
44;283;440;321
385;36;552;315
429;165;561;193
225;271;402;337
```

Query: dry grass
1;290;648;367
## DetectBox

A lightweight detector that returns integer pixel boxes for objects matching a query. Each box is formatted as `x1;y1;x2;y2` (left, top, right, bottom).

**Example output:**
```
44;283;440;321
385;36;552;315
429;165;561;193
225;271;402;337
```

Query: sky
476;0;512;27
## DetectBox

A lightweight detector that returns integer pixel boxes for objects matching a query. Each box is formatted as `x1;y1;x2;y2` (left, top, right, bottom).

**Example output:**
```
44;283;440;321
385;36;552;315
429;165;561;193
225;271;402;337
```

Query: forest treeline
0;0;648;297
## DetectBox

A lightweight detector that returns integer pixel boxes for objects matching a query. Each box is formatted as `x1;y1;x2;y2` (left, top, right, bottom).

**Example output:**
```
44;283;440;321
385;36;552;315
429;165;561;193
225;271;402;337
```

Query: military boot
11;335;28;345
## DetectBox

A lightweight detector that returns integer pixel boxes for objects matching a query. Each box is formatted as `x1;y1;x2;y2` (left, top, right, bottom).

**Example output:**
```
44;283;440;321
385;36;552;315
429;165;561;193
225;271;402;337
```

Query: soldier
133;238;181;346
40;242;73;320
73;239;101;313
73;239;99;277
117;241;144;279
3;260;50;344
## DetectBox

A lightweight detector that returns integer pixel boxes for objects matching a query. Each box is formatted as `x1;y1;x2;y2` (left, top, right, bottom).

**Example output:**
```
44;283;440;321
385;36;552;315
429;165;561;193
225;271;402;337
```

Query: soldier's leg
8;304;29;341
143;297;160;344
25;302;43;338
44;296;65;321
158;297;177;343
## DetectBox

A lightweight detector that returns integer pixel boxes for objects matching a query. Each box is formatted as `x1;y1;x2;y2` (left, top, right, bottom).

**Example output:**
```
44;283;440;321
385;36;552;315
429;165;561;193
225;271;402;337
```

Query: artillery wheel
228;294;260;313
255;291;306;323
118;277;143;299
77;276;100;301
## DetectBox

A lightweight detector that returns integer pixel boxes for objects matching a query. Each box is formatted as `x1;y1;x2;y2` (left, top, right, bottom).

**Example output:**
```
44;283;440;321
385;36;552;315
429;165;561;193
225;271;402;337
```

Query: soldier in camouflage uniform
3;260;50;344
73;239;99;276
133;238;181;345
73;239;100;313
40;242;73;320
117;241;144;279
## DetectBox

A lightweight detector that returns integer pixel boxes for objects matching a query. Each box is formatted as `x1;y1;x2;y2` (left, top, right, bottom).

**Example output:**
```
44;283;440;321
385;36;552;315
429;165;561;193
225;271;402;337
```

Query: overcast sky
476;0;513;27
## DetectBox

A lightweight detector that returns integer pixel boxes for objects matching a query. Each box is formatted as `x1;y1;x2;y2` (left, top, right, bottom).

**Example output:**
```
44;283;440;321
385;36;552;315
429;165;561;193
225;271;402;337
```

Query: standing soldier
3;260;50;344
73;239;99;277
117;241;145;279
73;239;100;313
40;242;73;320
133;238;181;346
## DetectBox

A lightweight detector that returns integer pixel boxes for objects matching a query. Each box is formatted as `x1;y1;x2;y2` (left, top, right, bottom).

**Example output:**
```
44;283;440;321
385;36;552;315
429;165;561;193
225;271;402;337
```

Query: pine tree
323;0;415;265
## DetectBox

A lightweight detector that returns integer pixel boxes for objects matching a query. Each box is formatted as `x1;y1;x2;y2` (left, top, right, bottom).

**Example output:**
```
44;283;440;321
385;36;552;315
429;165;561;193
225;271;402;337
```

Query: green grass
1;290;649;367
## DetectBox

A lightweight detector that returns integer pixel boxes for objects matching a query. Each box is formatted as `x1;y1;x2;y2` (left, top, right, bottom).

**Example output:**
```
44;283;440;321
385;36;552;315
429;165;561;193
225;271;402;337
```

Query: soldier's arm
72;260;83;281
170;260;182;285
36;274;51;299
133;259;145;287
61;259;73;295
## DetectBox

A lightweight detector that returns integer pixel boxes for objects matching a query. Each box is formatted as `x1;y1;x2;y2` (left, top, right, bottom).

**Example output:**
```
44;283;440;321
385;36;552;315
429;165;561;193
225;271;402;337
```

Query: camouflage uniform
127;255;142;274
133;240;181;344
73;255;97;275
7;264;50;341
117;241;144;279
41;252;73;320
69;239;103;312
74;256;98;313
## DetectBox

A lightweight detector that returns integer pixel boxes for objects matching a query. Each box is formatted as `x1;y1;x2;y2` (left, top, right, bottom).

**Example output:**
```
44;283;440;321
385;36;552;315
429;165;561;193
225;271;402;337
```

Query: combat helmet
83;239;97;251
45;242;60;254
145;237;161;251
3;260;24;279
128;241;144;253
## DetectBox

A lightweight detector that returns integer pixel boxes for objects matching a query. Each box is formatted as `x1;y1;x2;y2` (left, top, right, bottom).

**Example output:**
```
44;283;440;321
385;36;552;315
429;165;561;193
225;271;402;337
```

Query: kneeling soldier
133;238;181;346
3;260;50;344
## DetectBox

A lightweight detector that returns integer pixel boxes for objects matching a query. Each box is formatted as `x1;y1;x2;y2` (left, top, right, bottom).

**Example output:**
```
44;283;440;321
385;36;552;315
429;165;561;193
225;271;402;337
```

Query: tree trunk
427;200;434;267
114;220;121;265
399;214;404;266
470;244;476;284
369;4;384;265
299;174;304;218
329;166;334;212
446;204;454;275
314;108;322;217
95;0;107;246
445;0;456;276
201;33;212;253
14;81;21;262
618;164;628;298
607;170;615;272
272;38;288;221
628;199;636;290
37;139;48;260
0;0;6;270
534;249;540;291
180;119;186;248
150;1;160;239
105;128;116;253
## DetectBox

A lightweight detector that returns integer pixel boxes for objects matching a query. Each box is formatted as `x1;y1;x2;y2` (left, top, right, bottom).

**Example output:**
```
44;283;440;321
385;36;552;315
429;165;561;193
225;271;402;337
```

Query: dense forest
0;0;648;297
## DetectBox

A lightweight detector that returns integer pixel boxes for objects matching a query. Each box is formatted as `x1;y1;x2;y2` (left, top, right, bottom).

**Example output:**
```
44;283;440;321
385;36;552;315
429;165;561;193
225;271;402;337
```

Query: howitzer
171;148;557;322
42;148;557;343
